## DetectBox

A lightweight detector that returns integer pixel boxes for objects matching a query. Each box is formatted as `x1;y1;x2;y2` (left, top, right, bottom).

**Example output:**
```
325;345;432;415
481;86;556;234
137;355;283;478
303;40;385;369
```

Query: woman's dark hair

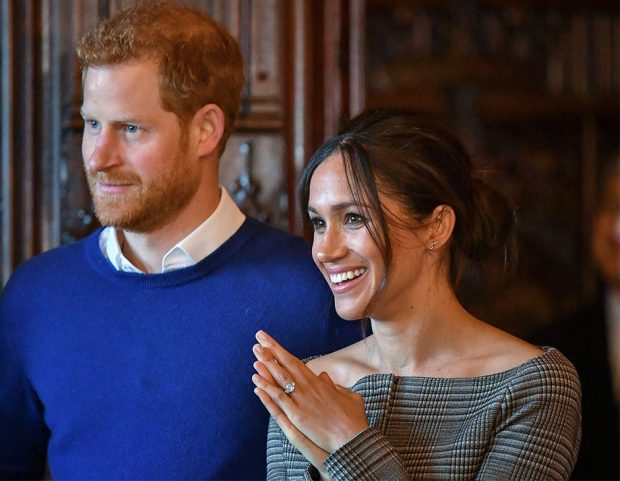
299;108;517;287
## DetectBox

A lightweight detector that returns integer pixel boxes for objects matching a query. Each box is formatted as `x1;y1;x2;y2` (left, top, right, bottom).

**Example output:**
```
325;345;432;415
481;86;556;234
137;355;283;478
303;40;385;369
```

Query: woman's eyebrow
308;202;368;214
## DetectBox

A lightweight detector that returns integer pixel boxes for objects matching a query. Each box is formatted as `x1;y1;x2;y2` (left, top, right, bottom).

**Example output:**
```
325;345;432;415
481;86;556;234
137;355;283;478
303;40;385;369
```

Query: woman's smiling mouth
329;268;367;285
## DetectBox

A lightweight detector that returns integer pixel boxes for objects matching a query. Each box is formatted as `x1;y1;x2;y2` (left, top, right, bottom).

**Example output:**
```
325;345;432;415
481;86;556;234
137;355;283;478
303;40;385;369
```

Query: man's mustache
87;171;141;185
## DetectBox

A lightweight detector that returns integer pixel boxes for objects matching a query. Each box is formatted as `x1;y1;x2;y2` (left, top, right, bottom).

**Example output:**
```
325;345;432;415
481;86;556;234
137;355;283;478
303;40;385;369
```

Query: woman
251;109;581;480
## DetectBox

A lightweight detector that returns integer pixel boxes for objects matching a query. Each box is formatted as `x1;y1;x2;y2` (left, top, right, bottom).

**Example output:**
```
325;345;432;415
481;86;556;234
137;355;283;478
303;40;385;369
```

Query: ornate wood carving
0;0;363;285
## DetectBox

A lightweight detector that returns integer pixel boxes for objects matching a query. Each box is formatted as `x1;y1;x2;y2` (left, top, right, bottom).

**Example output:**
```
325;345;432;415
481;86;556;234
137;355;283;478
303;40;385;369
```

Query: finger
317;371;352;394
318;371;347;394
256;331;301;369
318;371;335;385
254;387;303;445
254;388;330;468
251;368;281;392
253;343;297;391
252;372;297;411
254;386;290;425
253;360;276;385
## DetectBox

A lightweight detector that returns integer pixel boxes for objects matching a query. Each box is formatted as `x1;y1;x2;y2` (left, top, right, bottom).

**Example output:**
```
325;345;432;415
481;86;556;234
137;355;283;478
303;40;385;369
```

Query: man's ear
426;204;456;252
192;103;225;158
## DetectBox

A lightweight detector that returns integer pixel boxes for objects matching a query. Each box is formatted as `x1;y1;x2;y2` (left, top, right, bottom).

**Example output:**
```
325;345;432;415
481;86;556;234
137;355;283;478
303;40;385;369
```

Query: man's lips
96;182;134;194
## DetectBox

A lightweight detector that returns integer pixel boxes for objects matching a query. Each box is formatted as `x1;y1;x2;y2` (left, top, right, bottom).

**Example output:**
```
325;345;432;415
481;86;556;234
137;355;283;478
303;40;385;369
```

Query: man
533;160;620;480
0;2;354;479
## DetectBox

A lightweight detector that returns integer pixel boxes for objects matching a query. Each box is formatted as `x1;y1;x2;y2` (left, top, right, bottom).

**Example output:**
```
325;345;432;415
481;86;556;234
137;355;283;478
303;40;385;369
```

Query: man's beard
86;148;202;233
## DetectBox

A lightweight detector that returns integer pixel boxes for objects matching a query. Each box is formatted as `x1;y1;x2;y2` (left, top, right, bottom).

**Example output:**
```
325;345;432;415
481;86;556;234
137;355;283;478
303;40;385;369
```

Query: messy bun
452;177;517;282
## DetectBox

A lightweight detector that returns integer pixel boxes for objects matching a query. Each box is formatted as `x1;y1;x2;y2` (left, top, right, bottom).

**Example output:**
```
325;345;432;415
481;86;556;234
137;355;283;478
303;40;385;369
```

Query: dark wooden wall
363;0;619;333
1;0;618;335
0;0;364;285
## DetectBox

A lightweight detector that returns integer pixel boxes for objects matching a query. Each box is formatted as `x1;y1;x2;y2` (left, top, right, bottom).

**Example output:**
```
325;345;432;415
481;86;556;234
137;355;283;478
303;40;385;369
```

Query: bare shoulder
469;322;544;376
307;339;374;387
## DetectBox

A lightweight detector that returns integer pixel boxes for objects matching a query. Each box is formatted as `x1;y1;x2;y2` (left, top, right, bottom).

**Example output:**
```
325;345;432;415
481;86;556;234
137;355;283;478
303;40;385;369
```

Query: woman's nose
314;228;348;263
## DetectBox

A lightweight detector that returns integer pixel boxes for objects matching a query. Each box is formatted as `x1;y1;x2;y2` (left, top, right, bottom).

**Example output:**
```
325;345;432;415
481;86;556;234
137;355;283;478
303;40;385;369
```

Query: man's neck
119;186;221;274
117;230;172;273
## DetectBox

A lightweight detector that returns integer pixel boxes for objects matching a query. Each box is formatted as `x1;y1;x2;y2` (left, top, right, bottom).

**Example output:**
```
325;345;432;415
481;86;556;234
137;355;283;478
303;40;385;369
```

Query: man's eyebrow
78;109;148;124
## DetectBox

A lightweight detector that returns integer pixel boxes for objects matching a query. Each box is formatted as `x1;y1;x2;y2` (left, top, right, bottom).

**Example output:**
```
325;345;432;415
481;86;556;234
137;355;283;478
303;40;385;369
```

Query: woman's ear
192;103;225;158
426;204;455;253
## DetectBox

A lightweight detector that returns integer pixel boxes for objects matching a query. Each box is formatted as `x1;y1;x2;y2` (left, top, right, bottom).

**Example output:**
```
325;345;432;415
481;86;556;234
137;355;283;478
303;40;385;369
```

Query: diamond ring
284;382;296;395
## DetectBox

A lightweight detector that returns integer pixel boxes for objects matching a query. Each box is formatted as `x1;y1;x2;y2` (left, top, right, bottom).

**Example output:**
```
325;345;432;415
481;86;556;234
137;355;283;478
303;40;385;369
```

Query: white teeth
329;268;366;284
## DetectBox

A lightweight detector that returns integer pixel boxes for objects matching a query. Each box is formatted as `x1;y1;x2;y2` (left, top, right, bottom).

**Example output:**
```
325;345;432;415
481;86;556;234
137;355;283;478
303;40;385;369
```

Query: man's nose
84;128;121;172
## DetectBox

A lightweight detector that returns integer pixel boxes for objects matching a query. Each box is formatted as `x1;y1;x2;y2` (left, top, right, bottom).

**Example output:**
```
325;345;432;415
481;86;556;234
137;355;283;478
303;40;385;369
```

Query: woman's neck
366;285;479;377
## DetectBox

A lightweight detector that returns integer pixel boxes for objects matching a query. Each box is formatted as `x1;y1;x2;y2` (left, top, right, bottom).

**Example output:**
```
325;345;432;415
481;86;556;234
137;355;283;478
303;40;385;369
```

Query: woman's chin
335;305;367;321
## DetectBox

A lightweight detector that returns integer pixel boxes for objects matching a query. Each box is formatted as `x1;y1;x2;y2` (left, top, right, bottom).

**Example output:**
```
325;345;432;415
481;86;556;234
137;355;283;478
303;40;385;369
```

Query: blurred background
1;0;618;338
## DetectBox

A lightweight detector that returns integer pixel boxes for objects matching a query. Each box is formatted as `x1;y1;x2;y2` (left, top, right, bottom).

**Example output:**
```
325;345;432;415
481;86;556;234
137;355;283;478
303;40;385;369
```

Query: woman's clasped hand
252;330;368;477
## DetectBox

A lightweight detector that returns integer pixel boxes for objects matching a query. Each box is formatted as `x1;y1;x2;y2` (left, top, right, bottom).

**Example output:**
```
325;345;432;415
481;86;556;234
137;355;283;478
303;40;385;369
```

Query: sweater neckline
84;218;261;288
347;347;561;390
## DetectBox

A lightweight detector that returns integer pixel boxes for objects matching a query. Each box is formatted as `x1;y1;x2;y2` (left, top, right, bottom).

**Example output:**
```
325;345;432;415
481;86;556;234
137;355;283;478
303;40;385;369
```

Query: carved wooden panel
0;0;363;285
221;134;287;229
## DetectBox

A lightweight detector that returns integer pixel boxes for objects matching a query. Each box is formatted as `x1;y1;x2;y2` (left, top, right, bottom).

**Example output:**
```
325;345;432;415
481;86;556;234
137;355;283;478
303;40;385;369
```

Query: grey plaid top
266;348;581;480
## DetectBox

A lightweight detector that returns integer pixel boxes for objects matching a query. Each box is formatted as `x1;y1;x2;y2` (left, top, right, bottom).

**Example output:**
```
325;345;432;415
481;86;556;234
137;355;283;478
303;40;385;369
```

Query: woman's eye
344;213;365;225
86;120;100;129
309;217;326;232
124;124;139;134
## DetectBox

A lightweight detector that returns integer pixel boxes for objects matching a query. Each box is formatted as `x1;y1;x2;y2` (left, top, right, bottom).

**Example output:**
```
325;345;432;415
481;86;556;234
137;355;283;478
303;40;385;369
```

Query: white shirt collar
99;187;246;273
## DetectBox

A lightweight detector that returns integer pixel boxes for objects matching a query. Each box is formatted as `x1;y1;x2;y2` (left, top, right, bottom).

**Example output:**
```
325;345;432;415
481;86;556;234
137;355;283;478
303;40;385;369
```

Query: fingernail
256;330;272;347
253;343;263;354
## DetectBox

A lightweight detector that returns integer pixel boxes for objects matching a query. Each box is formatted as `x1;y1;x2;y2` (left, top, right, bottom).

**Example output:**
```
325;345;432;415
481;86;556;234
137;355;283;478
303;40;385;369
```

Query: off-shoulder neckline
345;346;560;389
305;347;561;389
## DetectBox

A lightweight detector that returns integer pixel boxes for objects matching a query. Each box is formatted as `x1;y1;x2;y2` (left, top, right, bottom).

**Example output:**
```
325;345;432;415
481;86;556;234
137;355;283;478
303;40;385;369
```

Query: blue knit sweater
0;218;355;480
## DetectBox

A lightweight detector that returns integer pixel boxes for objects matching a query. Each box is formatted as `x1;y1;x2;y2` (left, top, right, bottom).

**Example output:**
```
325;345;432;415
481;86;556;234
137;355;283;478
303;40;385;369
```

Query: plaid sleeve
266;416;323;481
475;353;582;481
266;416;288;481
324;427;409;480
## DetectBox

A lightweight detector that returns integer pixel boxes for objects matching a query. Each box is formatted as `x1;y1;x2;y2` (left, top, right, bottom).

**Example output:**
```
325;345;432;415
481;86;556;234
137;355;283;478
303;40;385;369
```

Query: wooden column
284;0;314;233
1;0;39;285
283;0;365;234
